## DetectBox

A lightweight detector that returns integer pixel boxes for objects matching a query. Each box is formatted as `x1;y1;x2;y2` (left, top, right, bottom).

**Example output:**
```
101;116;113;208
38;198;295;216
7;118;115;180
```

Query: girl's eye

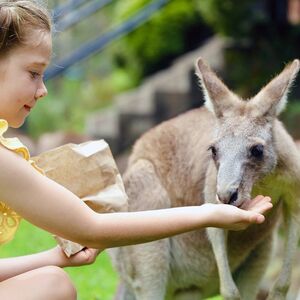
30;71;41;79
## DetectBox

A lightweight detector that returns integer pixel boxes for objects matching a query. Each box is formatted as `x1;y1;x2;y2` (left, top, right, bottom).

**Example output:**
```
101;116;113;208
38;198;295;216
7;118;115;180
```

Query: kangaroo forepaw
223;295;241;300
221;287;241;300
223;297;240;300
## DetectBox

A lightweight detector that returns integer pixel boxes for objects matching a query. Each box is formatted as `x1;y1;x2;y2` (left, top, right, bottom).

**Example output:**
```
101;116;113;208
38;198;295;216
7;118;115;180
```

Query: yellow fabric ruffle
0;119;43;245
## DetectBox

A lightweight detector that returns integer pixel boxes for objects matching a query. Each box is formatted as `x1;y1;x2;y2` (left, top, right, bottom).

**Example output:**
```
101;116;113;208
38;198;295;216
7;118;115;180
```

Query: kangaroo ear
250;59;300;118
195;58;241;118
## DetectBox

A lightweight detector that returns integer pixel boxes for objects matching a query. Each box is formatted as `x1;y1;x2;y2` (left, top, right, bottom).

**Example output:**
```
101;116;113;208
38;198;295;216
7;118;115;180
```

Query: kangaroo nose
217;188;239;205
228;189;238;205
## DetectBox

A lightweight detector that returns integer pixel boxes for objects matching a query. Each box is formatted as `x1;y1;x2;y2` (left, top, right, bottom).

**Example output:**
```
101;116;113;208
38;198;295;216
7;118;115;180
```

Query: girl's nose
35;81;48;100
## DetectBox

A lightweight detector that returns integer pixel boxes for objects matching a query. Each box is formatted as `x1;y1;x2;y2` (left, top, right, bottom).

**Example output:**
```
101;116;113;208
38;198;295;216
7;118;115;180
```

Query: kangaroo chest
167;175;283;296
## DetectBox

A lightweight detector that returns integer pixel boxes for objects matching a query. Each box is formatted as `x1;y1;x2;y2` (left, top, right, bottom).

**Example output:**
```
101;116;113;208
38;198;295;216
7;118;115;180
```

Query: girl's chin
9;118;26;128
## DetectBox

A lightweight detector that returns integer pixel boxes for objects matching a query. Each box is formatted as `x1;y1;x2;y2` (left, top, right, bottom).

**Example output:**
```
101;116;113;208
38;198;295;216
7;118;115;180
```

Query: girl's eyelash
30;71;41;79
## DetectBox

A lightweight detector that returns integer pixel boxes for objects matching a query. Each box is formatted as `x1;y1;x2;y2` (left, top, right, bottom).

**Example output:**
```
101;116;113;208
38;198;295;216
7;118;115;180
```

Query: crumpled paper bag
32;140;128;257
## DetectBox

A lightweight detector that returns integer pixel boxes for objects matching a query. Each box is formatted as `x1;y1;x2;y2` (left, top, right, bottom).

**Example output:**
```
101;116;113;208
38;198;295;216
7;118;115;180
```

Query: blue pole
45;0;170;80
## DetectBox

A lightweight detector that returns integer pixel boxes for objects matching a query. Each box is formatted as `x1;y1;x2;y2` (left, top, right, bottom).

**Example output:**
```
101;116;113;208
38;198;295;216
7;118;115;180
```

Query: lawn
0;220;118;300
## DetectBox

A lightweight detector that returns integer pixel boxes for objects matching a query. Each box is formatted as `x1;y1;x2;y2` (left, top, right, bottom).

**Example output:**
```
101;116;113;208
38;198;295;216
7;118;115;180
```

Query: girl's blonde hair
0;0;51;54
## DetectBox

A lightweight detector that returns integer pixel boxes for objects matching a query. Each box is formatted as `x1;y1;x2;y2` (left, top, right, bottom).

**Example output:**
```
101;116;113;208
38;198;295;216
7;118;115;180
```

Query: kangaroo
109;58;300;300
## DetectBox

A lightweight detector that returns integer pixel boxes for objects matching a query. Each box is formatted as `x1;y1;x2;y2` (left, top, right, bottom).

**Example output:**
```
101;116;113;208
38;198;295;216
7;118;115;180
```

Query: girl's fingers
250;195;270;208
243;196;272;213
241;196;272;225
243;210;265;225
252;198;273;214
240;195;261;210
253;213;265;224
251;195;265;205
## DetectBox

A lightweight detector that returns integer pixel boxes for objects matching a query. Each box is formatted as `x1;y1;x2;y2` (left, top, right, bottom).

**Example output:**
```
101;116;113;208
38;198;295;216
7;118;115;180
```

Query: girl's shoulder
0;119;24;245
0;119;43;245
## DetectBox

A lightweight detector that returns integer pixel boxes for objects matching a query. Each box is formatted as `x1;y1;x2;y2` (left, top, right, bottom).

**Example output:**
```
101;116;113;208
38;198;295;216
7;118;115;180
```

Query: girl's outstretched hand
204;195;273;231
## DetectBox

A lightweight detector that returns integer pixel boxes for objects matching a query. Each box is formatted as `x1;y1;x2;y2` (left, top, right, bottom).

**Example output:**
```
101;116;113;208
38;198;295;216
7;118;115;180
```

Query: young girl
0;1;272;299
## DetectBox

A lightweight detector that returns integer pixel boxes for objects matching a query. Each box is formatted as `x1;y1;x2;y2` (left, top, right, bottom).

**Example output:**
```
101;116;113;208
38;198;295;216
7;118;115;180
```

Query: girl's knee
39;266;77;300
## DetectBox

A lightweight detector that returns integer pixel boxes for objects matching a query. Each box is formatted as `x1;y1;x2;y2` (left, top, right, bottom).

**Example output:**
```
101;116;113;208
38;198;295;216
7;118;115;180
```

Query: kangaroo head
196;58;300;206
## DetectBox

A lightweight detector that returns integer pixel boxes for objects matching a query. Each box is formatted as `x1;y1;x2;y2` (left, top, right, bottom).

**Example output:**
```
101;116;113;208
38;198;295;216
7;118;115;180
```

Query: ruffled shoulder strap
0;119;43;245
0;119;44;173
0;119;30;160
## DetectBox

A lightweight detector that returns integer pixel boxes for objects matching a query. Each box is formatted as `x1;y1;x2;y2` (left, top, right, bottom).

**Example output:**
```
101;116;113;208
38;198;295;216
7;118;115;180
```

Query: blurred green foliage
111;0;209;78
196;0;266;38
281;100;300;139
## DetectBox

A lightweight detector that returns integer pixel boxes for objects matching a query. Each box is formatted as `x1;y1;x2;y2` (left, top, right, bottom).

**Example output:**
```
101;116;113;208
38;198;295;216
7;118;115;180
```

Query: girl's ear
195;57;242;118
250;59;300;119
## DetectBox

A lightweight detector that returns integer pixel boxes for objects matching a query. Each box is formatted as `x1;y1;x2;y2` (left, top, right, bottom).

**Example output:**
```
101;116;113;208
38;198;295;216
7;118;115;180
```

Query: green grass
0;220;118;300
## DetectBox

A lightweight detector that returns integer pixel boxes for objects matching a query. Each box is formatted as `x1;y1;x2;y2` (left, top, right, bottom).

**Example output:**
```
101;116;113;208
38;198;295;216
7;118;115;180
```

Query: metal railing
54;0;113;32
45;0;170;81
53;0;88;22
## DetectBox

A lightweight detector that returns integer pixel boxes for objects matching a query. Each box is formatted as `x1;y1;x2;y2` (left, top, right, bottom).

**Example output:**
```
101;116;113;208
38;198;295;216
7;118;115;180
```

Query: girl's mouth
24;105;32;112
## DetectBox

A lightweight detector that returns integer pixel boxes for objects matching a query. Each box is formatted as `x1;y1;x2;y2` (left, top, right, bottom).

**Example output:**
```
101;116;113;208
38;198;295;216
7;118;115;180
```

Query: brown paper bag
32;140;128;257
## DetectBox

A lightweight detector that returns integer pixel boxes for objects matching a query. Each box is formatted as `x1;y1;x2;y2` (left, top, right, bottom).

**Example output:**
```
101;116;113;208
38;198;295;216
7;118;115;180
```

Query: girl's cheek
16;97;25;105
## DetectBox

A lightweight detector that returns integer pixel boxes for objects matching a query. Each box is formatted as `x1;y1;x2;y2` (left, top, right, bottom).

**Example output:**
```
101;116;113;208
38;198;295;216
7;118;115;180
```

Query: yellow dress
0;119;43;245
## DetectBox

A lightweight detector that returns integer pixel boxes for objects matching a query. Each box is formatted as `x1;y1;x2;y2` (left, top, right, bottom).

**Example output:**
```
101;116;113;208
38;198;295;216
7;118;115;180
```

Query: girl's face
0;31;52;128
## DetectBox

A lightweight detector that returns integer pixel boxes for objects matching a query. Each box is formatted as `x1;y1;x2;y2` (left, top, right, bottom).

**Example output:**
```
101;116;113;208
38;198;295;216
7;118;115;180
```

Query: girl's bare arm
0;146;272;250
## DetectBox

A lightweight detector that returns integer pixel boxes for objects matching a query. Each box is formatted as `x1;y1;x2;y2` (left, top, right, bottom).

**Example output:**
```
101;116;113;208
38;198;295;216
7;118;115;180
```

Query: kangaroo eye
209;146;217;158
250;144;264;158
